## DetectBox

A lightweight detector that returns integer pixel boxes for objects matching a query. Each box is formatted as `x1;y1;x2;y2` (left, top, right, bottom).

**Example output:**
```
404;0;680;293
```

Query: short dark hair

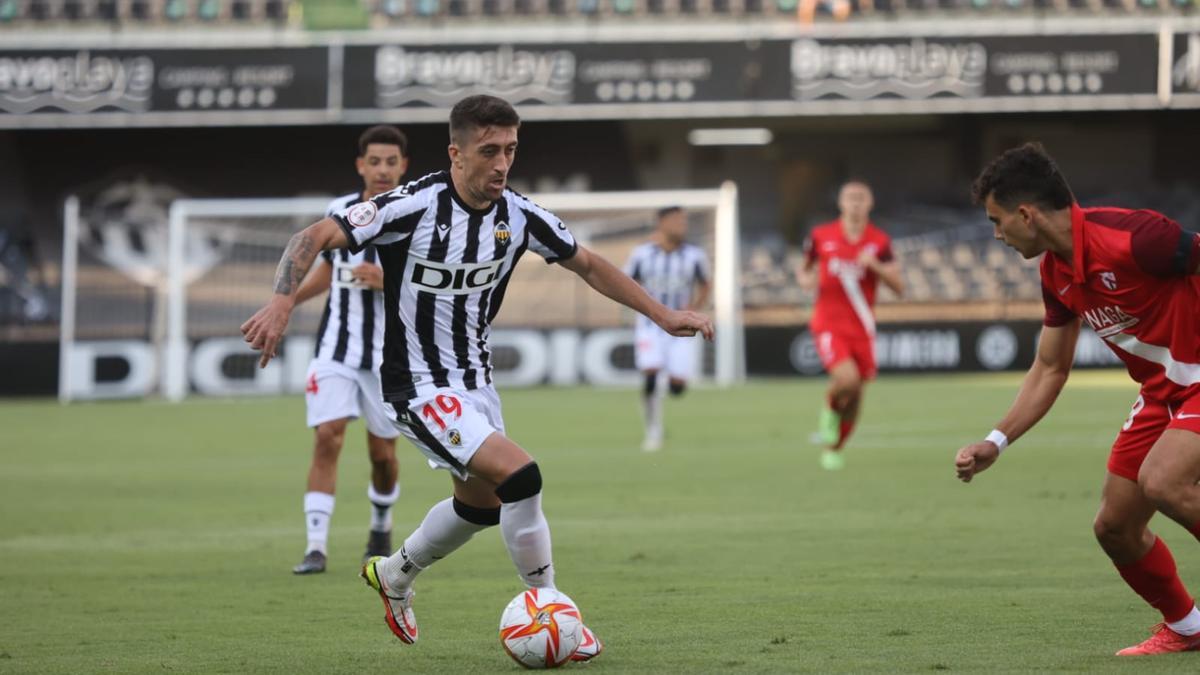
358;125;408;157
449;95;520;144
657;206;683;220
972;142;1074;211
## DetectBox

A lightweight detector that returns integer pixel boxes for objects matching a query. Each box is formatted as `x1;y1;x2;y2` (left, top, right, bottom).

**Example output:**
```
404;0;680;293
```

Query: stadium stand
0;0;1193;26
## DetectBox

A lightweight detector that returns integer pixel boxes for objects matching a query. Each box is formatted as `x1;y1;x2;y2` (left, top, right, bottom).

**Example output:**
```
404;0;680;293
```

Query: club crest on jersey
1099;271;1117;291
494;221;511;245
446;429;462;446
346;201;377;228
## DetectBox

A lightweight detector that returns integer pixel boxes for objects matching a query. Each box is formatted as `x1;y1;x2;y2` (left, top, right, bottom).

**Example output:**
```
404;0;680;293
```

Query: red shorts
1108;390;1200;481
814;330;877;380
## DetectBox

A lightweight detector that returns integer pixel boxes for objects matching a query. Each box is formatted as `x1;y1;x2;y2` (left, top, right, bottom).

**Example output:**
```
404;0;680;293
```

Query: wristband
985;429;1009;454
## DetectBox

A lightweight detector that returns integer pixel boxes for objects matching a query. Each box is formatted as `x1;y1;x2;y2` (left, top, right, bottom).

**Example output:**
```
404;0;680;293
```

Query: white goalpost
60;184;744;402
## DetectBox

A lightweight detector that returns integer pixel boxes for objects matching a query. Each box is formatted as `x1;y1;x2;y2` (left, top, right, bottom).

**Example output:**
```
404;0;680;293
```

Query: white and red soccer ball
498;588;584;669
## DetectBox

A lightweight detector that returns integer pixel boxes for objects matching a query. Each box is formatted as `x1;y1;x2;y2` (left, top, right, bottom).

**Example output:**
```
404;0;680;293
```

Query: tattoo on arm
273;232;317;295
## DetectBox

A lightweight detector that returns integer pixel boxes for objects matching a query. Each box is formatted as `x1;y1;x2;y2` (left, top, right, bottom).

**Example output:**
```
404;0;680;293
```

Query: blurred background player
797;180;903;470
290;125;409;575
955;143;1200;656
624;206;711;451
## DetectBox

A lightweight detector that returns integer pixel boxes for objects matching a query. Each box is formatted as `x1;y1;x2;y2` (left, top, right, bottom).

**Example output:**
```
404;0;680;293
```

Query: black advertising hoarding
745;321;1125;377
0;29;1192;127
0;47;327;116
790;33;1159;103
341;41;791;110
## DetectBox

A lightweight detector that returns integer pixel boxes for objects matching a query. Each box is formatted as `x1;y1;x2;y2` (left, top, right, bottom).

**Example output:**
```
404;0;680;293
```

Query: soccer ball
498;587;584;669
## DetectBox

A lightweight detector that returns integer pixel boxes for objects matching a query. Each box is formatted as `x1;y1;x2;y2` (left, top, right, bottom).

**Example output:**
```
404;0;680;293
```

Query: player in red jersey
955;143;1200;656
798;181;903;470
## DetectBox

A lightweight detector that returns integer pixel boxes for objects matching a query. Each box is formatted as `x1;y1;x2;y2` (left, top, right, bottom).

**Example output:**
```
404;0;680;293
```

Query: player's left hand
240;297;293;368
954;441;1001;483
352;263;384;290
659;309;714;341
856;250;880;270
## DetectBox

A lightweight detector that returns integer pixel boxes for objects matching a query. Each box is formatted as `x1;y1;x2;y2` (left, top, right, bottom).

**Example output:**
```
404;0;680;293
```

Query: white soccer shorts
304;360;400;439
387;385;506;481
634;323;697;381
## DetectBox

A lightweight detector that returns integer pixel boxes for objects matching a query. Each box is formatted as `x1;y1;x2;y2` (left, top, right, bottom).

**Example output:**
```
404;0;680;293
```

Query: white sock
501;492;555;589
368;482;400;533
303;491;335;555
642;379;663;441
381;498;489;591
1169;605;1200;635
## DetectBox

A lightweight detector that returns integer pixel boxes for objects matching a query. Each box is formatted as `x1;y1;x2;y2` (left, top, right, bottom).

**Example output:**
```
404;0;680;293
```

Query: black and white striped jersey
331;172;577;402
624;242;709;330
312;192;385;371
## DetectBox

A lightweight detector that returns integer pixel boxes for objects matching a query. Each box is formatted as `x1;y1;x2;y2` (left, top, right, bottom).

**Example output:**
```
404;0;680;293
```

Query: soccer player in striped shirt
798;181;903;470
955;143;1200;656
289;126;410;575
242;95;712;660
624;206;711;451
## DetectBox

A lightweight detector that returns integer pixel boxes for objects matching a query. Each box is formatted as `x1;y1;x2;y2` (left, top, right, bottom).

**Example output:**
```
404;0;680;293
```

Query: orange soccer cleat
361;556;418;644
1116;623;1200;656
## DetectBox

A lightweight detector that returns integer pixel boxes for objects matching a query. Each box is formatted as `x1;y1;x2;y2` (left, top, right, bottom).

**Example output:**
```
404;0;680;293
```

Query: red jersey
804;220;894;339
1041;204;1200;403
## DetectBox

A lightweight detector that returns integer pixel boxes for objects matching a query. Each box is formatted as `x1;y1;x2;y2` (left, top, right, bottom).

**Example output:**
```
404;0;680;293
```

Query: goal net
60;185;743;401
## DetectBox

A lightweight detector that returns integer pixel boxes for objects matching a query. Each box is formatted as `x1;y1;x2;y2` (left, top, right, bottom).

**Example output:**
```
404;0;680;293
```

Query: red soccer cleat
1116;623;1200;656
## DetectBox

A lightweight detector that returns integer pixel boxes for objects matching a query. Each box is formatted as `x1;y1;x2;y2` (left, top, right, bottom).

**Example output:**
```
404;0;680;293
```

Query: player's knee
833;375;862;395
314;422;347;455
643;372;658;396
1092;514;1124;545
668;380;686;397
495;462;542;503
1093;513;1148;560
367;436;396;463
453;496;501;527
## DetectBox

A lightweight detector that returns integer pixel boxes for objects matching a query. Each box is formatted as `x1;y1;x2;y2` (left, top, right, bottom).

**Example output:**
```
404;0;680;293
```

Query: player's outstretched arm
241;217;349;367
955;318;1080;482
560;245;714;341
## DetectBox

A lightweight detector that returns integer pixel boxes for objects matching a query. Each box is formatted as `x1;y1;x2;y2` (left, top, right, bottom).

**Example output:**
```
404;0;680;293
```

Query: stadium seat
62;0;87;20
0;0;16;20
28;0;53;20
415;0;439;15
232;0;251;19
198;0;220;19
950;242;976;269
265;0;286;19
165;0;188;20
131;0;152;20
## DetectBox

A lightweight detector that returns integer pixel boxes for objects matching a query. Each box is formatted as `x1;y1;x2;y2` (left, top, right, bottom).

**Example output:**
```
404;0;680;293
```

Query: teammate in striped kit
242;95;713;659
798;181;903;470
290;126;409;575
624;206;711;451
955;143;1200;656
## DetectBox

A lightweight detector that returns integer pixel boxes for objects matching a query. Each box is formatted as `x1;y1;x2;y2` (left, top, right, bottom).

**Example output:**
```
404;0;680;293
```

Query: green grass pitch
4;372;1200;673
